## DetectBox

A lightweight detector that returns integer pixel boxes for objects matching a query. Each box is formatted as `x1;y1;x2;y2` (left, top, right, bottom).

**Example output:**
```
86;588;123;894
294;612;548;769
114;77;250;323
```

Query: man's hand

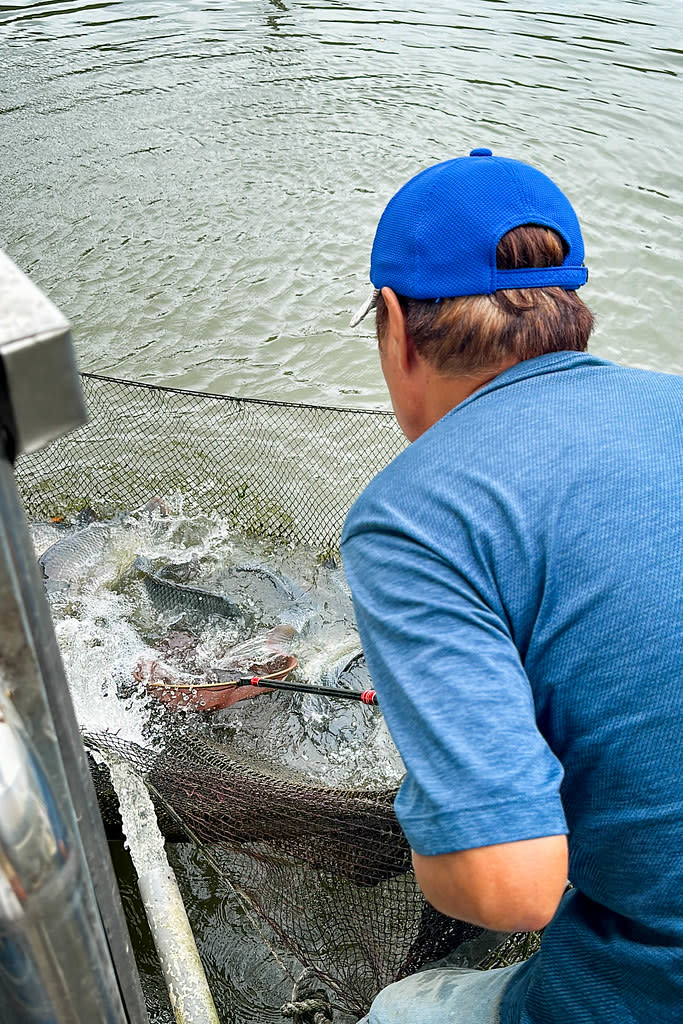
412;834;568;933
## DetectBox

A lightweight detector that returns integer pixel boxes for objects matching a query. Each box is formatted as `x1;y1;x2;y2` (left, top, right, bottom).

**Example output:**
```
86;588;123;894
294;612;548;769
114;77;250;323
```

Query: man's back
342;351;683;1022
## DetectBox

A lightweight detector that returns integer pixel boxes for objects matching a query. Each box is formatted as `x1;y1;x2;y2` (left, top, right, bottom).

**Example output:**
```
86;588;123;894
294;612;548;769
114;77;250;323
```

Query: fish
37;498;169;594
39;521;119;593
134;625;299;711
133;556;309;630
134;555;245;623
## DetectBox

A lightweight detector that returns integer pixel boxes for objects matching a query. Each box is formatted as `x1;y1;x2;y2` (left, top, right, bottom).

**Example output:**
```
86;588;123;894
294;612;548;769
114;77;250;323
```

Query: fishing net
16;373;407;550
86;727;487;1019
17;375;530;1019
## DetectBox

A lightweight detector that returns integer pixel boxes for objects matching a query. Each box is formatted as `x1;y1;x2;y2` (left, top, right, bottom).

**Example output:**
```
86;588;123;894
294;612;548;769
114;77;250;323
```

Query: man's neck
408;357;519;440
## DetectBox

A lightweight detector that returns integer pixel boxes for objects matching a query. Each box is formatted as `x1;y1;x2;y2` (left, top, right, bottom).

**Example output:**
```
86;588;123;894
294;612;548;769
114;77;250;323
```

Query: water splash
33;510;405;788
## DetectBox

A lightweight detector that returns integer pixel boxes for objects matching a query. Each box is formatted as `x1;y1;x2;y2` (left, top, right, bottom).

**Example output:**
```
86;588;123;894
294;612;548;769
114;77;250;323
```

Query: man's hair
375;225;594;375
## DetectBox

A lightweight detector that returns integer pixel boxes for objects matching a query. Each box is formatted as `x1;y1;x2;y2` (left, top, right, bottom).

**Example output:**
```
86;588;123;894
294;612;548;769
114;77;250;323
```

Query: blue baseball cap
350;148;588;326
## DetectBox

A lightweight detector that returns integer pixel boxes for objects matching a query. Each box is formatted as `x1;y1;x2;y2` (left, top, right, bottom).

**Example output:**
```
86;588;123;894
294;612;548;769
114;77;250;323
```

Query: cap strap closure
495;265;588;291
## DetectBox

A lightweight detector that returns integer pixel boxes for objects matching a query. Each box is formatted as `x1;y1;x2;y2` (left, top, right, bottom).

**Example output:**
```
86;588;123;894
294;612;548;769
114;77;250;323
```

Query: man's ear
381;287;415;374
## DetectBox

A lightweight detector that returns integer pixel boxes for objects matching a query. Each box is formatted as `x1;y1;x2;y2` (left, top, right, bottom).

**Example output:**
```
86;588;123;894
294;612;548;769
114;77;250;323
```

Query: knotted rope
281;968;334;1024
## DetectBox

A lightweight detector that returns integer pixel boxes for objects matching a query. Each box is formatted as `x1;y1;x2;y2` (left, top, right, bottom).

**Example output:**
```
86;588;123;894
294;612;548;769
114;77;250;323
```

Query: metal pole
0;250;149;1022
108;761;220;1024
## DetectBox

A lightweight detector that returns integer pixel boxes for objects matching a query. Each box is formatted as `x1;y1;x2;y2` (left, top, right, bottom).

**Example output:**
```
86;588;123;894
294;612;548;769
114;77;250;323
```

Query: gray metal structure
0;250;149;1023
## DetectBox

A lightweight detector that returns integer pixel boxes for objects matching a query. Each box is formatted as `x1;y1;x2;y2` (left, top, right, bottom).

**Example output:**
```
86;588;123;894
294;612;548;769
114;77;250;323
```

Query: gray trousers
356;962;524;1024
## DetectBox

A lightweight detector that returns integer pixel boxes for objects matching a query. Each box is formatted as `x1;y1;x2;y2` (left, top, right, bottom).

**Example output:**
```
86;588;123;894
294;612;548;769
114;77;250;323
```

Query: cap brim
349;288;379;328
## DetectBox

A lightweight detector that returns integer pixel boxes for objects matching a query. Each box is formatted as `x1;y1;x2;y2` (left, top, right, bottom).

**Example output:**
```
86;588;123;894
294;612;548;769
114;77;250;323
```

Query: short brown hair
375;225;594;375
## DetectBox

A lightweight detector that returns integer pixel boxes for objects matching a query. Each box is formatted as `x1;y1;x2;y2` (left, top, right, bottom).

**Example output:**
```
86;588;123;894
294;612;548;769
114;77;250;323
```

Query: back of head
355;149;594;375
375;224;594;375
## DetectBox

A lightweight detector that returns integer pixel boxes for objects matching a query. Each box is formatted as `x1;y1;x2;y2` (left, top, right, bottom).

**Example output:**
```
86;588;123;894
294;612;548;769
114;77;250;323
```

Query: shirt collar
457;351;611;412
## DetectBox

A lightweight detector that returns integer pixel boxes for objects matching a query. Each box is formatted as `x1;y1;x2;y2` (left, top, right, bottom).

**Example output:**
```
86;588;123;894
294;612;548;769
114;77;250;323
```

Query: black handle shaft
241;675;378;705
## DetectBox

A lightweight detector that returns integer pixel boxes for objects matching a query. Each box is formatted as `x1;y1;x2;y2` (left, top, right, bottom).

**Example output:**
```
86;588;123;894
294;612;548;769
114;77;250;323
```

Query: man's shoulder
342;444;412;541
343;353;683;545
464;351;683;405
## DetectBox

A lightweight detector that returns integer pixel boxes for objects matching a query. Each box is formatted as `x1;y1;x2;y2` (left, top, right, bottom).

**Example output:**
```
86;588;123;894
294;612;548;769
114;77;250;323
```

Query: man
341;148;683;1023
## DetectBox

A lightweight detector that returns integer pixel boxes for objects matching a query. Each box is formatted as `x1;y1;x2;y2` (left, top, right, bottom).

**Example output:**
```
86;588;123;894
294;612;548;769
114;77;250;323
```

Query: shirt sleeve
341;489;567;857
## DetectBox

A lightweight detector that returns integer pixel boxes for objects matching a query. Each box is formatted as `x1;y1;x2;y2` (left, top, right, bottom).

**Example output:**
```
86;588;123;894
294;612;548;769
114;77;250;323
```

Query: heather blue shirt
341;352;683;1023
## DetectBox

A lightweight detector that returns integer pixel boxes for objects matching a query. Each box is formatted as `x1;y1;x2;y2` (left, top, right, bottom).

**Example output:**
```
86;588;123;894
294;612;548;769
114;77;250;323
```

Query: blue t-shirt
341;352;683;1024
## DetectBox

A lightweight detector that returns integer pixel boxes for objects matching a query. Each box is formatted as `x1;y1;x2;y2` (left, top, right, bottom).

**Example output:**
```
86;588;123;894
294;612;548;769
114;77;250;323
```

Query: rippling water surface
1;0;681;406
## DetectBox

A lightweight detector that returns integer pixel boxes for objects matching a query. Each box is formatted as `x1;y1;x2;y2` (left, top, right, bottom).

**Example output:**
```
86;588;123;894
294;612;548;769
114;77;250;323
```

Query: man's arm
412;834;568;933
342;494;569;934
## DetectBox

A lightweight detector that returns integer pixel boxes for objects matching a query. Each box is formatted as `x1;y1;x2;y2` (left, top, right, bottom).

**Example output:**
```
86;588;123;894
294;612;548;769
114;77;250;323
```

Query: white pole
108;759;220;1024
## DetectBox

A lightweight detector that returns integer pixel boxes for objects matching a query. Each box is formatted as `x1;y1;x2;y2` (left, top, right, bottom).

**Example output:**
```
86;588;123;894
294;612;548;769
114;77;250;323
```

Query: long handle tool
241;675;378;705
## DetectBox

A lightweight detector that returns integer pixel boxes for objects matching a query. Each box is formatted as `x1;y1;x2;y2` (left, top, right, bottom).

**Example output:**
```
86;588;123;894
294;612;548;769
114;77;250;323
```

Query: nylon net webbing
16;375;526;1017
16;373;407;549
86;727;483;1019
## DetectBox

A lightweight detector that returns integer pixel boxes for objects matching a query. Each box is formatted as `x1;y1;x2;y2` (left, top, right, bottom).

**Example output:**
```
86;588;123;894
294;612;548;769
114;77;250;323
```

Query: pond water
1;0;681;408
3;2;682;1021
